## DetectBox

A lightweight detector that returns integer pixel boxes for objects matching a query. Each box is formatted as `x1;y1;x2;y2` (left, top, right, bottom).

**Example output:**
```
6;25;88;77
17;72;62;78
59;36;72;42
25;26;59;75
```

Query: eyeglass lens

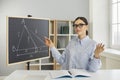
73;23;86;28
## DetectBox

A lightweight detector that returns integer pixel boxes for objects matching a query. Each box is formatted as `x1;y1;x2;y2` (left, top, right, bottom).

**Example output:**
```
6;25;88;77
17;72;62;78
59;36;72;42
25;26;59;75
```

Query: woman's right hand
44;37;54;48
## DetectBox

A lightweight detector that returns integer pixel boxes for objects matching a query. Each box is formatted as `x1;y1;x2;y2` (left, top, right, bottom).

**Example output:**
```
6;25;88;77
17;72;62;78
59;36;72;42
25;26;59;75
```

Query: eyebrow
75;23;85;25
73;23;86;26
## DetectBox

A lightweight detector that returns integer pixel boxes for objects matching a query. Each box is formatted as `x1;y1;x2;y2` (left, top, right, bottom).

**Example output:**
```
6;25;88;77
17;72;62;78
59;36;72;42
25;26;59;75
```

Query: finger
96;43;101;49
97;43;102;51
96;44;99;48
44;37;51;41
100;43;103;47
44;36;49;40
101;44;104;48
99;44;104;51
98;43;104;48
100;43;102;46
99;43;104;48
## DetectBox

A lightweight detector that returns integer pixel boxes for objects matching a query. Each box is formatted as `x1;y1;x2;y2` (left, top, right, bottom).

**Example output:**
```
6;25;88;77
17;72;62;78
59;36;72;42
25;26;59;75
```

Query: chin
76;32;82;35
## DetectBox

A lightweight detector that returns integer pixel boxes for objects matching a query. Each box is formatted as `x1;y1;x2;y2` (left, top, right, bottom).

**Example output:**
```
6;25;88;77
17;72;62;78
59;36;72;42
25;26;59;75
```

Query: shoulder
86;37;97;48
66;37;78;47
89;38;96;44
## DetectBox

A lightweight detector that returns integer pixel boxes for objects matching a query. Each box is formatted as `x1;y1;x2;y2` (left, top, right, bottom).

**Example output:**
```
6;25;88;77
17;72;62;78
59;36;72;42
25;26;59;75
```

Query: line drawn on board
12;19;48;57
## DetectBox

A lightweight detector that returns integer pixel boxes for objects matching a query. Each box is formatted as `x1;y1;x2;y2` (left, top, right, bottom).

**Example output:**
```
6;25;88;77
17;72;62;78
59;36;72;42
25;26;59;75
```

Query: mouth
76;30;81;33
75;30;82;35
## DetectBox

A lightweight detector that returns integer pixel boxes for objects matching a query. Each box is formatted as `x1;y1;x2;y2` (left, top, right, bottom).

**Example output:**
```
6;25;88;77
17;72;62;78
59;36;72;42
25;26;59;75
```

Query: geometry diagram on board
7;17;49;64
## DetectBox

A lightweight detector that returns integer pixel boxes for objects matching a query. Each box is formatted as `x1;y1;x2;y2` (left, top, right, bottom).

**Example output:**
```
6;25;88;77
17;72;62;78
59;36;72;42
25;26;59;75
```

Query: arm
44;37;66;64
50;47;67;64
88;43;104;72
87;56;102;72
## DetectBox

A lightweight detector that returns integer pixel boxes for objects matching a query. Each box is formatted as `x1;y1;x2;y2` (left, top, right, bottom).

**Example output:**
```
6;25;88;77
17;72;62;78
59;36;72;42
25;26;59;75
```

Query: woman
45;17;104;72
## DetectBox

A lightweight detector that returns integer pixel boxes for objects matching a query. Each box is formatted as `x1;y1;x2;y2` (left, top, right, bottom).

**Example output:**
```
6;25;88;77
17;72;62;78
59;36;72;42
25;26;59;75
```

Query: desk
4;70;120;80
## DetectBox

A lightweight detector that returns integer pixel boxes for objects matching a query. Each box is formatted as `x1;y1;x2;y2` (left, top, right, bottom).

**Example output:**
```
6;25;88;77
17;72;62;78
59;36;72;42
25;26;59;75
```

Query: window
111;0;120;50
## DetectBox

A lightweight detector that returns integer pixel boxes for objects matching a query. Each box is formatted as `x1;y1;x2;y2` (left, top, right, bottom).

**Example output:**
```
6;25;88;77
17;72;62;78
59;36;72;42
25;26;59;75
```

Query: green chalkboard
6;16;50;64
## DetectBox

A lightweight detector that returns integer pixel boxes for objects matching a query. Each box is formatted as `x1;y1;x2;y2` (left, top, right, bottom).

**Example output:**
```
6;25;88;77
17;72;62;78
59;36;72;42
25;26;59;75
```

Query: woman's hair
73;17;88;35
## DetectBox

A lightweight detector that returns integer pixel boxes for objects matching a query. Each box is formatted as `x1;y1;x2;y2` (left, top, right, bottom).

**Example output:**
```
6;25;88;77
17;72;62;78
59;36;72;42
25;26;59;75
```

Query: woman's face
74;19;88;36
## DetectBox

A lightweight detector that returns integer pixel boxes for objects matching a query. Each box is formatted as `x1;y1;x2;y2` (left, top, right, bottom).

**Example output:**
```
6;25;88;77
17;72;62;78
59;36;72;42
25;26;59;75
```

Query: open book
49;69;91;79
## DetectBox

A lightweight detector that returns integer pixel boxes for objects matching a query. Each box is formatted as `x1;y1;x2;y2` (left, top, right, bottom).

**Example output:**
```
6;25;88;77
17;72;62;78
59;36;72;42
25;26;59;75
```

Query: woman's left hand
94;43;104;58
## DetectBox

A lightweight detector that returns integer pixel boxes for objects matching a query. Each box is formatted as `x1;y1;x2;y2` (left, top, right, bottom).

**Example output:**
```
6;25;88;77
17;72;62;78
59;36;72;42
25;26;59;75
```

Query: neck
78;34;87;40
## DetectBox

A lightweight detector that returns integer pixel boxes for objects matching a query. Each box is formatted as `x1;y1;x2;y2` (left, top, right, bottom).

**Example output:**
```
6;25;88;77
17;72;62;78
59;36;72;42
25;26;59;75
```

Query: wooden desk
4;70;120;80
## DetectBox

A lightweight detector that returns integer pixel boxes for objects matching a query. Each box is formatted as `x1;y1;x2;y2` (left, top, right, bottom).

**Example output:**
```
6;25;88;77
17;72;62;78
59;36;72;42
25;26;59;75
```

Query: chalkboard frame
6;16;50;65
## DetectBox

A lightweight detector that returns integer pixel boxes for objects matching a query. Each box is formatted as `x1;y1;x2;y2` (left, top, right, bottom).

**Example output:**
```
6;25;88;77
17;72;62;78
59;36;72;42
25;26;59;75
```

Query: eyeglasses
73;23;86;28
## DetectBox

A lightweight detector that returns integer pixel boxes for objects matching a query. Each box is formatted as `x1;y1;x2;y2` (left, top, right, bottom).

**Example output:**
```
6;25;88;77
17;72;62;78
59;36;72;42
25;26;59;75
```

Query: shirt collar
76;36;89;45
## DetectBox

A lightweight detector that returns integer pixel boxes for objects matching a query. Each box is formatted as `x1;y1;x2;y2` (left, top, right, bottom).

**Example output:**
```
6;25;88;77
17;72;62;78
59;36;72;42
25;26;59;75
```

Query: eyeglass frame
73;23;86;28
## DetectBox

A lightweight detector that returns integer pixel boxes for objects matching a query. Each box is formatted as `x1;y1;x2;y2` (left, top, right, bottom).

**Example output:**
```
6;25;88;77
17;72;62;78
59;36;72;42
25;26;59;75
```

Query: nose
75;26;79;29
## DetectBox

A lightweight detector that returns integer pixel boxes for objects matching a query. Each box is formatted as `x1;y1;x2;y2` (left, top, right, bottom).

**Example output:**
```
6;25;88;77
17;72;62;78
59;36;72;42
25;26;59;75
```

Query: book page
49;70;72;79
69;69;91;77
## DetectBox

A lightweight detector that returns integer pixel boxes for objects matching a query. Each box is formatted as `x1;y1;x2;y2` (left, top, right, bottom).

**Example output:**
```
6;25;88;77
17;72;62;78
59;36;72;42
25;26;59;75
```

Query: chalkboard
6;17;50;64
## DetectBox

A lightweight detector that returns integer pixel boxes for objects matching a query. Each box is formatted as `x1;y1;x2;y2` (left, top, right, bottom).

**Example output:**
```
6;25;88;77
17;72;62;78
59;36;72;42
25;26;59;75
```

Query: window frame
110;0;120;50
